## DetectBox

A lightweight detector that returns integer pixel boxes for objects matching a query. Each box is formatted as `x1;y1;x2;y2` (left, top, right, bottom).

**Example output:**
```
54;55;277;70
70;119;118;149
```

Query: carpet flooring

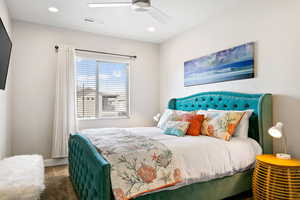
41;165;252;200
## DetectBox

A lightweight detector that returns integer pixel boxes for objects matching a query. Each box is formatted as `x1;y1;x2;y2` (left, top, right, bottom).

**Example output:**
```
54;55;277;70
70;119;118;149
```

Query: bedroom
0;0;300;199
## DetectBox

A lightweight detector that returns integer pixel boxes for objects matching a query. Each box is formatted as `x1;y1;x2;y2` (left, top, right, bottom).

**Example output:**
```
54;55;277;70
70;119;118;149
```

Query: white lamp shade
268;122;283;138
153;113;161;122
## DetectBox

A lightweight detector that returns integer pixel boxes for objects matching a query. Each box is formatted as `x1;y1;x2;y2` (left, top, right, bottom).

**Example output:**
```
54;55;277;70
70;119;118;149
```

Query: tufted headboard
168;91;273;154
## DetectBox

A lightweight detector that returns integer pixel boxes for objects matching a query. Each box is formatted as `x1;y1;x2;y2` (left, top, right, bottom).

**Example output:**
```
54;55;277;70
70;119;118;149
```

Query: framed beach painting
184;42;254;87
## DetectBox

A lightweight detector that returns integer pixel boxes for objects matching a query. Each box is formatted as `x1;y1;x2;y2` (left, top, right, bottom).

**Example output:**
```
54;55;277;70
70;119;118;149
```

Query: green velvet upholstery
135;169;253;200
69;91;273;200
168;91;273;154
69;134;112;200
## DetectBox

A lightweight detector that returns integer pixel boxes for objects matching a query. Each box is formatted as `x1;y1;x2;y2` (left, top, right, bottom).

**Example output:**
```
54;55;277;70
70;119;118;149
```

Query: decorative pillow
172;110;196;121
208;109;253;139
157;109;174;130
181;114;205;136
157;109;195;130
163;121;190;137
201;111;246;141
196;110;212;116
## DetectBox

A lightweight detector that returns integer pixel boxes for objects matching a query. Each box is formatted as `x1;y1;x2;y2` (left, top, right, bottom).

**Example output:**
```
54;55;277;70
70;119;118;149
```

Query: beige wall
160;0;300;158
11;21;160;158
0;0;12;159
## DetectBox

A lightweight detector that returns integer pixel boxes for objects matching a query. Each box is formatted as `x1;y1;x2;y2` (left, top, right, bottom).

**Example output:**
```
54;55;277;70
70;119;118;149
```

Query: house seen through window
76;56;129;119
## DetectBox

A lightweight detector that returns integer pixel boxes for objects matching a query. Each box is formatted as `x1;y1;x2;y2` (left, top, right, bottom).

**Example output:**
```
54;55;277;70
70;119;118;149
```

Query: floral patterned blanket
82;129;182;200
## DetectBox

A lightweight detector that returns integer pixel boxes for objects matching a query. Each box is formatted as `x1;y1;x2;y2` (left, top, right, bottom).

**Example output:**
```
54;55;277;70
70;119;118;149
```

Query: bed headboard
168;91;273;154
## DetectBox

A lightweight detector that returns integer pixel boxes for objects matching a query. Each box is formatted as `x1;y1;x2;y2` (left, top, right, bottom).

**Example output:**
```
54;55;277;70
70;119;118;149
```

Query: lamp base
276;153;291;160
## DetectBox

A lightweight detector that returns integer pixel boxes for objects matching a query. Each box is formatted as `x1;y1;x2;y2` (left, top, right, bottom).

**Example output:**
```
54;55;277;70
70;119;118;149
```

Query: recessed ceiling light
147;27;156;32
48;7;59;13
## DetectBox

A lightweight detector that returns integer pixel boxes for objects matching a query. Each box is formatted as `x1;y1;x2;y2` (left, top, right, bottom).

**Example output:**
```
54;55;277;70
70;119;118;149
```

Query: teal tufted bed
69;91;273;200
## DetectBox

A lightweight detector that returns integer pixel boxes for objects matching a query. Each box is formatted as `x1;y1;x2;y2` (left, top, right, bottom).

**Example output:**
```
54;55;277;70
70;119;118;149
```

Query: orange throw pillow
181;114;205;136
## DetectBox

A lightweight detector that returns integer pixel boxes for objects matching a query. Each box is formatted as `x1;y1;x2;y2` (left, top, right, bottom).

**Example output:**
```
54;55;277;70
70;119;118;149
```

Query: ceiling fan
88;0;171;24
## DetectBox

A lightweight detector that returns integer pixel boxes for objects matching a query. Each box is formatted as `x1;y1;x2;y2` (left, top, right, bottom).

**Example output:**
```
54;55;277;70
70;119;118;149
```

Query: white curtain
52;45;78;158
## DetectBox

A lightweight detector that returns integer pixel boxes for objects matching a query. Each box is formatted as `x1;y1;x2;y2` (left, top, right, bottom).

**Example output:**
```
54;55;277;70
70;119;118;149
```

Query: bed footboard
69;134;112;200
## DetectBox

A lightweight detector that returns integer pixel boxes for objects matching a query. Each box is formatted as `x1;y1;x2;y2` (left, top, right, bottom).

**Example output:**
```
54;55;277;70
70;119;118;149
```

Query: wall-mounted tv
0;17;12;90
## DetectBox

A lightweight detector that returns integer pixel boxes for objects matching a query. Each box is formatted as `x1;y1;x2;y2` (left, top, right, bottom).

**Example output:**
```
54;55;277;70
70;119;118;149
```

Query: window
76;55;129;119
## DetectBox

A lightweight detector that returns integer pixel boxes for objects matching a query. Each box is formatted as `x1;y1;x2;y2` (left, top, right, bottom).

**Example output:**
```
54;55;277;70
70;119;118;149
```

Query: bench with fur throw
0;155;45;200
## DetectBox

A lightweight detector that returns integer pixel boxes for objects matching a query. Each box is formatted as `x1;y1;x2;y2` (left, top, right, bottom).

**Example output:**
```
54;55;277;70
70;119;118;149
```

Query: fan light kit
48;7;59;13
131;0;151;11
88;2;131;8
88;0;170;24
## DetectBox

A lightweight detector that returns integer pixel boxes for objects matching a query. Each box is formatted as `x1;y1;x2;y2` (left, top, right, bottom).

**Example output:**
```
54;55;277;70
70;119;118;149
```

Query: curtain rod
54;45;137;59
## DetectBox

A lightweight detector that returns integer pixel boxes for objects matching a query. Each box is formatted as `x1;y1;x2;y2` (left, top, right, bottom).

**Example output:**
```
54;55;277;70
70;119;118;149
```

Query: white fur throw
0;155;45;200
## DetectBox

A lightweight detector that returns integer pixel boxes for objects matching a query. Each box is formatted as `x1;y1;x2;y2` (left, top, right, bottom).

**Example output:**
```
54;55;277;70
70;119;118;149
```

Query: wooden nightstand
253;154;300;200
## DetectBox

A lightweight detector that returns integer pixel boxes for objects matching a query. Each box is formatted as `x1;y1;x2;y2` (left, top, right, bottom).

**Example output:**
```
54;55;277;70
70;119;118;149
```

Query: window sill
77;116;130;121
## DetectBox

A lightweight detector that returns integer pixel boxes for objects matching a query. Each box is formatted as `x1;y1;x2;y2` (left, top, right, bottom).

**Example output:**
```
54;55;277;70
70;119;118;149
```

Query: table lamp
268;122;291;159
153;113;161;122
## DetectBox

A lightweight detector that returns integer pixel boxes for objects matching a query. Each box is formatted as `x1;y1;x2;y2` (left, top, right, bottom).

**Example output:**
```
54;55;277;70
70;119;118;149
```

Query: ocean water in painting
184;42;254;86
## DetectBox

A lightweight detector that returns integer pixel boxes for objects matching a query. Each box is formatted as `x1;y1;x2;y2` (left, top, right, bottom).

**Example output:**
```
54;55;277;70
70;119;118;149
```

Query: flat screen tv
0;17;12;90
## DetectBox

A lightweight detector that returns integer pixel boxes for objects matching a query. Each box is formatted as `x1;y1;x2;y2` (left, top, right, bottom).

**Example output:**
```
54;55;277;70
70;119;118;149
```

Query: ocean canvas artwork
184;42;254;86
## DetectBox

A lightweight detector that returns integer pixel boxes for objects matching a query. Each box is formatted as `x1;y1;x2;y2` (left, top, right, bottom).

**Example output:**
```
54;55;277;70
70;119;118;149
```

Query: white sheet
81;127;262;190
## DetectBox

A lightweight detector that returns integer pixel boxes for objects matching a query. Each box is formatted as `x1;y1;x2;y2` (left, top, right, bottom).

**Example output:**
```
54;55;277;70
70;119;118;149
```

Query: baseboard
44;158;68;167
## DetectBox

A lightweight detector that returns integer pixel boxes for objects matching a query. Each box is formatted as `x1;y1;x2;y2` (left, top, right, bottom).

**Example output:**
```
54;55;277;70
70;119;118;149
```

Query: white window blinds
76;55;129;119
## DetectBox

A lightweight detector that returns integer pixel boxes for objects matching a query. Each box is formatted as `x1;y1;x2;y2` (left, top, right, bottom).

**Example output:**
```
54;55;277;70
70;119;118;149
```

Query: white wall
10;0;300;159
0;0;12;159
160;0;300;158
11;21;160;158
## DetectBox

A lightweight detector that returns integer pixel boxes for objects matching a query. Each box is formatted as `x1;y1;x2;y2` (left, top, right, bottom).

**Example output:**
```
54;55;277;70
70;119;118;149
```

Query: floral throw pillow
208;109;254;139
201;111;245;141
163;121;190;137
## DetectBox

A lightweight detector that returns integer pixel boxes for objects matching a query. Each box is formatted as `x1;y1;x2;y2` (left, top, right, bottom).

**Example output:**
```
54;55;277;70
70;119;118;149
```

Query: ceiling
5;0;239;43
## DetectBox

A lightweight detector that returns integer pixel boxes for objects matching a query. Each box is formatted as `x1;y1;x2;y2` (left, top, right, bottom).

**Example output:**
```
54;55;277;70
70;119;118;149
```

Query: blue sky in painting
184;42;254;86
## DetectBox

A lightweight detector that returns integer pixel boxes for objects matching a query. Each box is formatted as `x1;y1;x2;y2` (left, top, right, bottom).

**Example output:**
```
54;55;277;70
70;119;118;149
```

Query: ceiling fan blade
88;2;132;8
147;6;171;24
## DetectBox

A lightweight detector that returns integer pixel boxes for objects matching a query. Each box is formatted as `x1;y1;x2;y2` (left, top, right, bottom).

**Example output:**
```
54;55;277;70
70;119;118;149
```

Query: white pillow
195;110;210;115
157;109;194;130
208;109;254;139
157;109;174;130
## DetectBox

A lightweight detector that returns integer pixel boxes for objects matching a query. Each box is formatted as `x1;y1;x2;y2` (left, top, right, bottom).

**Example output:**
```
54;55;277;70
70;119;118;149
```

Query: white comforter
81;127;262;190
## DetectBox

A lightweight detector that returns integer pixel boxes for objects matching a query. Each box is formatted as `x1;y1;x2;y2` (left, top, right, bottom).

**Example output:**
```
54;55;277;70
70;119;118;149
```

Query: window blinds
76;56;129;119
